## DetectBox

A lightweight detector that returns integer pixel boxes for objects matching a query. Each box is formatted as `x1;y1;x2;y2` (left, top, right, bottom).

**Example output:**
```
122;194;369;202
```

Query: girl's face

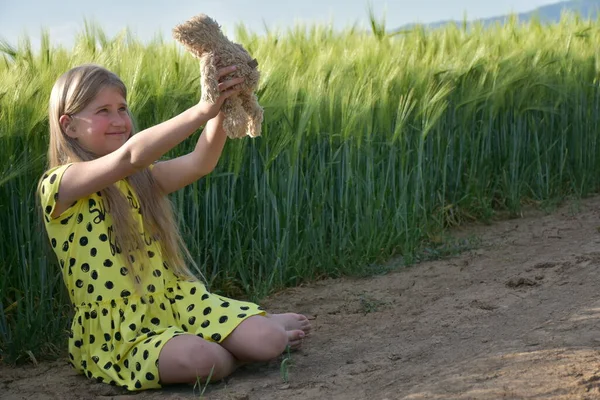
62;86;132;156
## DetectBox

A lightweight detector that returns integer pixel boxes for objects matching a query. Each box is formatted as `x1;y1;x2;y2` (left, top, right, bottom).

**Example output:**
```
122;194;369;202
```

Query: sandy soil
3;196;600;400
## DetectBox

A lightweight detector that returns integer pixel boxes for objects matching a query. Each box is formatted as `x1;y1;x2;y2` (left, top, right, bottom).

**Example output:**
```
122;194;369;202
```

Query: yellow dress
39;164;265;391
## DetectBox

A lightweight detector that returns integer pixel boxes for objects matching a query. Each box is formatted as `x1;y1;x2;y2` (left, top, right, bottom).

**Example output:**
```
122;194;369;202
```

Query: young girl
38;64;311;391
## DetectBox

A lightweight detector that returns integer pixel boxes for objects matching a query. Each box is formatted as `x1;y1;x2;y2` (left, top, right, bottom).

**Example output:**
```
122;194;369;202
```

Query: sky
1;0;558;49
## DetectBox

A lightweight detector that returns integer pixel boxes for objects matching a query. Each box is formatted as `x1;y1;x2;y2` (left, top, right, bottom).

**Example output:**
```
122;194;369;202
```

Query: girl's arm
52;67;242;217
150;111;228;195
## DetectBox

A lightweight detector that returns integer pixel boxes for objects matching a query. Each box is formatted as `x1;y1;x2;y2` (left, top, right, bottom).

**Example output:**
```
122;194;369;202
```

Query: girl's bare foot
286;329;305;350
267;313;312;349
268;313;311;334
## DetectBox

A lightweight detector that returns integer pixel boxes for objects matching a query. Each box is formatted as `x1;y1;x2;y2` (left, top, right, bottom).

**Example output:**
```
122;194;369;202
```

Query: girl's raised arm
52;70;242;218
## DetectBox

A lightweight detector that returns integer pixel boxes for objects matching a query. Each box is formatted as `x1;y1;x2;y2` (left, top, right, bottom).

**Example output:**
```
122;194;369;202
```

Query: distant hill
397;0;600;30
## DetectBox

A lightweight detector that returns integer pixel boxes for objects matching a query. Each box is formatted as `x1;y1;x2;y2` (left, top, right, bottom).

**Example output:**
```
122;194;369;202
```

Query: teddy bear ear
247;59;258;69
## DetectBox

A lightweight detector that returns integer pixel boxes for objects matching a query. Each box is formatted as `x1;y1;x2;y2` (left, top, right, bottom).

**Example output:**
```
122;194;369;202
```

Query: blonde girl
38;64;311;391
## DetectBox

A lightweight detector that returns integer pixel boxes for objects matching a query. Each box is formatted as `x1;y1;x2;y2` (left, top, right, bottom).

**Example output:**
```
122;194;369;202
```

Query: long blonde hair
45;64;199;286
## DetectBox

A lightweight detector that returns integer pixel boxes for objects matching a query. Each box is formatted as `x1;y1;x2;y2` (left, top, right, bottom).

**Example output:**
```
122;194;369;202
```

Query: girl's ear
59;115;77;138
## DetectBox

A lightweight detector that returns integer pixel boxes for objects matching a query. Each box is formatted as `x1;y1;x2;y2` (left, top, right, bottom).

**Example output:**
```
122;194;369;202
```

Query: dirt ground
4;196;600;400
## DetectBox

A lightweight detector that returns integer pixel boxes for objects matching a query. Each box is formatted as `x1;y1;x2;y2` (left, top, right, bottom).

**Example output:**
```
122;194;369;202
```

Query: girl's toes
297;314;308;322
301;320;312;333
287;329;304;341
286;329;305;350
289;340;302;350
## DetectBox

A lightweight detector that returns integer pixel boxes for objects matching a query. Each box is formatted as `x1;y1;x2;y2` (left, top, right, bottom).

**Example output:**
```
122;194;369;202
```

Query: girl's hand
198;65;243;119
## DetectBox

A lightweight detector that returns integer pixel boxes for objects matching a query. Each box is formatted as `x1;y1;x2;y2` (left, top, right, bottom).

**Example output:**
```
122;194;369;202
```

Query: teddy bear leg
240;92;264;138
222;95;247;139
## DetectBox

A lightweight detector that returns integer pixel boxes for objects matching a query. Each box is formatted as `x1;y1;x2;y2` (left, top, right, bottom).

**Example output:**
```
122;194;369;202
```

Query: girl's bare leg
158;313;312;384
158;335;238;384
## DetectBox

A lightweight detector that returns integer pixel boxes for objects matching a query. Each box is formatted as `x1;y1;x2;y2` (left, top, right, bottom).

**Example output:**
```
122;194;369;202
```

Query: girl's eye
97;108;108;114
119;107;128;112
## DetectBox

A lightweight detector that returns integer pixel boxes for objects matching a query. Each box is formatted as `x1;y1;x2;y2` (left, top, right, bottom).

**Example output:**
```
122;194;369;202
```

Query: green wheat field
1;12;600;363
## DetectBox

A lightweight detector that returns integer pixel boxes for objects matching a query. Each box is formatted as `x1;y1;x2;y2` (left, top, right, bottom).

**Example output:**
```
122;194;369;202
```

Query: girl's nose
111;112;127;127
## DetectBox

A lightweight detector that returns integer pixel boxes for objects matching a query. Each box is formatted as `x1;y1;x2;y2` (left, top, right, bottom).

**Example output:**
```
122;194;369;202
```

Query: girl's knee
184;341;233;379
159;336;235;383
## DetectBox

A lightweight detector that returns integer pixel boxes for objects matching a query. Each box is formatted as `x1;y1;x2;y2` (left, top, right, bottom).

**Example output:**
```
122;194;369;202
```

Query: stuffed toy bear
172;14;263;139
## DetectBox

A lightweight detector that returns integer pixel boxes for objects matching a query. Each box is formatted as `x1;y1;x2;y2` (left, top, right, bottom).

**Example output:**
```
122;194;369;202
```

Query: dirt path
4;197;600;400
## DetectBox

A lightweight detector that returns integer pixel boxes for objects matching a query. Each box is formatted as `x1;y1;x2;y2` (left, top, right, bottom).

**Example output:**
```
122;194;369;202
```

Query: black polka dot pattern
39;166;265;391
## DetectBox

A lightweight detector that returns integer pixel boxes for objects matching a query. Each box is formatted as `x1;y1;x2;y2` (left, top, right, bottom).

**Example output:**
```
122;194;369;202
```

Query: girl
38;64;311;391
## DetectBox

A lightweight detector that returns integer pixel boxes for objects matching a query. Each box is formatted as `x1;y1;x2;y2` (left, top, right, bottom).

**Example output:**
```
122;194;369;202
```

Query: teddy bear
172;14;263;139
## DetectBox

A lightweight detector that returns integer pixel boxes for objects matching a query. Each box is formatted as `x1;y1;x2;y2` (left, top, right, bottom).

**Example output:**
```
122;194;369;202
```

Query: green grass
280;346;293;383
194;365;215;399
2;11;600;363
